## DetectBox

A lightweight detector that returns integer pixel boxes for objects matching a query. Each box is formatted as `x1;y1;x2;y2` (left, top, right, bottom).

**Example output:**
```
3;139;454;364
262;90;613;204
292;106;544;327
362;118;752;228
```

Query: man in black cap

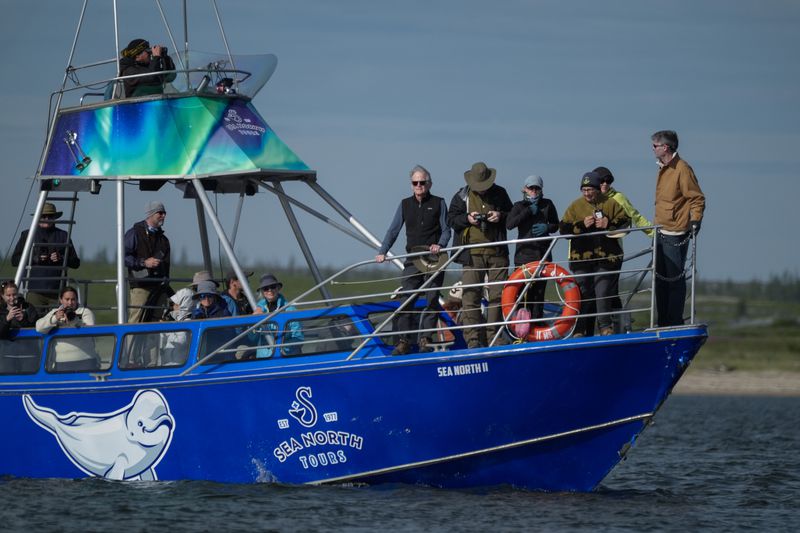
376;164;451;355
119;38;176;98
124;200;171;322
222;270;254;316
447;161;513;349
560;172;630;337
11;202;81;311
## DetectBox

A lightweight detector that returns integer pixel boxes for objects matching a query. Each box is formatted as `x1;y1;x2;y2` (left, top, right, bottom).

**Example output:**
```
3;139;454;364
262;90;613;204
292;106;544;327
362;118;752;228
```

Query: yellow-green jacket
606;188;653;237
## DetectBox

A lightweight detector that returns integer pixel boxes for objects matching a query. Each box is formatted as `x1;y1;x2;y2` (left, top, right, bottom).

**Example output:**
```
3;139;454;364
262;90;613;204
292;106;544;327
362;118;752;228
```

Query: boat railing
181;224;698;368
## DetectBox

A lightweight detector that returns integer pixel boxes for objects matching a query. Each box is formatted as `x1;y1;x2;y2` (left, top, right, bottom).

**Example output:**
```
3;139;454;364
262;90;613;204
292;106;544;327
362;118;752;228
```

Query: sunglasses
411;181;429;186
262;284;279;291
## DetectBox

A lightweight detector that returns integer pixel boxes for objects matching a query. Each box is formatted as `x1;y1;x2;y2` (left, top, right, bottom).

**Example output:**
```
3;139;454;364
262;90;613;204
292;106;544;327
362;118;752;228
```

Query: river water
2;395;798;532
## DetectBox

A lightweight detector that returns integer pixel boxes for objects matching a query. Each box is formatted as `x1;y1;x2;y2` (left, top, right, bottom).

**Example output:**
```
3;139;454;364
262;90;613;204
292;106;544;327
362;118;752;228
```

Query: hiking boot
599;327;614;336
466;339;484;349
418;337;435;353
391;339;411;355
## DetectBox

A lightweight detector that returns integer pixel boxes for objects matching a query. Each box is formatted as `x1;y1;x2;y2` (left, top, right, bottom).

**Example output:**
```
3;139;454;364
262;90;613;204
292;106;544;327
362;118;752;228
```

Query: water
2;395;798;532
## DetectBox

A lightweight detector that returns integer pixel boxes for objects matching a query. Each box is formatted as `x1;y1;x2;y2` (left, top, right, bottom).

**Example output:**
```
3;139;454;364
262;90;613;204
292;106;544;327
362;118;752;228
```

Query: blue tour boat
0;1;706;491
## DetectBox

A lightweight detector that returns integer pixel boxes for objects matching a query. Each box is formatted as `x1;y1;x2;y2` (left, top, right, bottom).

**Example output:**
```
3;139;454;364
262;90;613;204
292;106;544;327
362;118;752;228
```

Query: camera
13;296;24;308
65;309;77;321
473;213;488;233
594;210;604;220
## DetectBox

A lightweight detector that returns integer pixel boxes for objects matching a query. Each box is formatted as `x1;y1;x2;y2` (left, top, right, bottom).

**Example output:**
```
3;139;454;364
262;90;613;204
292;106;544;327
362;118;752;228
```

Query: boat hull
0;326;704;491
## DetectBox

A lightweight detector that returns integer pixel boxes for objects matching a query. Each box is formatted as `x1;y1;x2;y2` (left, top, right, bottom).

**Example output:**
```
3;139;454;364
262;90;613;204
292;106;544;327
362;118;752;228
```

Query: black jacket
506;197;560;265
11;227;80;295
447;184;513;266
124;221;171;289
0;301;39;340
120;54;177;97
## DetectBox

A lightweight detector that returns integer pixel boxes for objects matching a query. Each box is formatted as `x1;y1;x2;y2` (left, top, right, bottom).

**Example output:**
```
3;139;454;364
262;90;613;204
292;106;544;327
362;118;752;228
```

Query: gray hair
651;130;679;152
409;164;431;183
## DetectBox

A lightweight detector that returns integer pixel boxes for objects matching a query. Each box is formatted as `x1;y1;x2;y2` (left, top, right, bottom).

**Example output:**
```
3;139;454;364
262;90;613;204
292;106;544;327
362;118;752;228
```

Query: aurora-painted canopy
40;96;310;179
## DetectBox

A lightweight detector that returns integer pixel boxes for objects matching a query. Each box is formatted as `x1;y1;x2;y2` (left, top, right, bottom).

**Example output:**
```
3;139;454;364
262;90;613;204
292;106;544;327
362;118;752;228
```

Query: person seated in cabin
35;286;98;372
0;280;40;340
191;281;231;320
11;202;81;312
255;274;304;357
505;175;560;321
119;38;177;98
559;172;630;338
222;270;255;316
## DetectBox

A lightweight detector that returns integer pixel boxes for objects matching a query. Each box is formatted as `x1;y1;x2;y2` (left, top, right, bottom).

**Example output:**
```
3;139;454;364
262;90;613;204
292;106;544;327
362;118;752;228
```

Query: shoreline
673;369;800;397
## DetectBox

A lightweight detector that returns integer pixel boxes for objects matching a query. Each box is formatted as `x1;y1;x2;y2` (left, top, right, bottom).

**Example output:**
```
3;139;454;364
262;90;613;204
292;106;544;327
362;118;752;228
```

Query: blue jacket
255;293;304;357
191;298;231;320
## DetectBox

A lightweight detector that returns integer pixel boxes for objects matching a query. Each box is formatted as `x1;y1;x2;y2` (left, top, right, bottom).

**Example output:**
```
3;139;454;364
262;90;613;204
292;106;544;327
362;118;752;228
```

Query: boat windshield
171;51;277;99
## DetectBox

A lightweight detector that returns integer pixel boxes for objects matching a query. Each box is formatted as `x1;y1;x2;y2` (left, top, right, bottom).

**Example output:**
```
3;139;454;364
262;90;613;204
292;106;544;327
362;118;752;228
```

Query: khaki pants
129;287;170;323
461;252;509;346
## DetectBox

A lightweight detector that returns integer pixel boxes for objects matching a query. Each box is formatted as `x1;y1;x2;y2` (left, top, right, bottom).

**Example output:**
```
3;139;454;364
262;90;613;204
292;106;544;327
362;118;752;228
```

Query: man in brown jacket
651;130;705;327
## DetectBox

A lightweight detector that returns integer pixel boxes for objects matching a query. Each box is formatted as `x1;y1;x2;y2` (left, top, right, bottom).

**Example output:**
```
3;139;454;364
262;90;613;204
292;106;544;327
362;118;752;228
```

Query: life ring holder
501;261;581;341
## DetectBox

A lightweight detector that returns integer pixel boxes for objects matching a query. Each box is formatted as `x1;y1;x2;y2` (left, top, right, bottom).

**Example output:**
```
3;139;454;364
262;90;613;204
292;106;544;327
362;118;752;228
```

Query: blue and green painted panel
41;96;309;177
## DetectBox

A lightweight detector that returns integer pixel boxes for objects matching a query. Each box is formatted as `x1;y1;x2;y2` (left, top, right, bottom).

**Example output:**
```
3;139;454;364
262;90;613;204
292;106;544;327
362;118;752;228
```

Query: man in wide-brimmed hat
447;162;513;349
376;164;452;355
124;200;172;323
11;202;81;310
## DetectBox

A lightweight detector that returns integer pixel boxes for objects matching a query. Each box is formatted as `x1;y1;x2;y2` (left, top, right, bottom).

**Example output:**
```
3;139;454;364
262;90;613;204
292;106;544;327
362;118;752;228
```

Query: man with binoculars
119;38;176;98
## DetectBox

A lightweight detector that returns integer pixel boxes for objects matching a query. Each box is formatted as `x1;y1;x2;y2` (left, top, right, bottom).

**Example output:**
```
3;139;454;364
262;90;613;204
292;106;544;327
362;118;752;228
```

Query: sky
0;0;798;282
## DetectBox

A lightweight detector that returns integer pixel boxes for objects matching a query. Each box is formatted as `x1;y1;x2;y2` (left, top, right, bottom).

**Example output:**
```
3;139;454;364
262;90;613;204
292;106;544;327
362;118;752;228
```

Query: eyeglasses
600;179;612;184
411;181;429;186
525;185;541;191
262;284;279;291
652;143;665;149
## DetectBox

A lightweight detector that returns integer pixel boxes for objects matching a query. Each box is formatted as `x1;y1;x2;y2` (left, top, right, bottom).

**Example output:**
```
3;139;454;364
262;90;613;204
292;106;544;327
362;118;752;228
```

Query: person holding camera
448;162;513;349
11;202;81;311
35;286;97;372
376;165;451;355
124;201;172;323
119;38;177;98
560;172;630;337
0;280;40;340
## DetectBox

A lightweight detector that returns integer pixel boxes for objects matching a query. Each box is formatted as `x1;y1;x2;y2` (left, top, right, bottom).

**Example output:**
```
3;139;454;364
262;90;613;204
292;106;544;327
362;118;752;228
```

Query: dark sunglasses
411;180;429;186
262;284;279;291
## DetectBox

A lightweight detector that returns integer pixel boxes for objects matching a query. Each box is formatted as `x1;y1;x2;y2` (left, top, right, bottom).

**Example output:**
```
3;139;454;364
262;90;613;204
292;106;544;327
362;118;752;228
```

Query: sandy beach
673;369;800;397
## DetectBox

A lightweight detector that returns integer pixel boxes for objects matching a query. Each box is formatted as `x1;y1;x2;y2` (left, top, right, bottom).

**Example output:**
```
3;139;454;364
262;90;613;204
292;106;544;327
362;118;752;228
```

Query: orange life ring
501;261;581;341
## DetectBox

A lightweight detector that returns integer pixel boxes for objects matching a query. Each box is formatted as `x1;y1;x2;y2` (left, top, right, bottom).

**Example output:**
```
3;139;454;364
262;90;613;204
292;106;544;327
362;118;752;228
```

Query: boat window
0;337;44;375
45;334;115;374
119;330;192;370
198;321;278;364
365;312;400;345
281;315;359;357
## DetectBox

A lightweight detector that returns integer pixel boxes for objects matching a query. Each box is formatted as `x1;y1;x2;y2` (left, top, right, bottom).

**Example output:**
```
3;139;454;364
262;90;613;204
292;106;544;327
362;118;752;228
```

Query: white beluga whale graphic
23;389;175;481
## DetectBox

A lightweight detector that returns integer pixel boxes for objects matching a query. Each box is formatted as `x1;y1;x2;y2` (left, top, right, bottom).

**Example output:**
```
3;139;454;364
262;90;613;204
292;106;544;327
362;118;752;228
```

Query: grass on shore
2;262;798;372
